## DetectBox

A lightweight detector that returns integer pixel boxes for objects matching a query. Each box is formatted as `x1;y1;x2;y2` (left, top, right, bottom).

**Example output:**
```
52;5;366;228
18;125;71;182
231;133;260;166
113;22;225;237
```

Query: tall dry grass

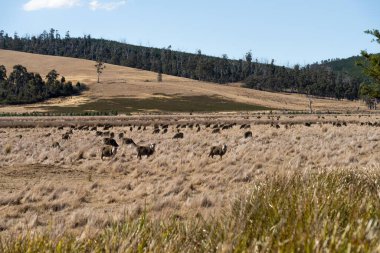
0;121;379;237
2;167;380;252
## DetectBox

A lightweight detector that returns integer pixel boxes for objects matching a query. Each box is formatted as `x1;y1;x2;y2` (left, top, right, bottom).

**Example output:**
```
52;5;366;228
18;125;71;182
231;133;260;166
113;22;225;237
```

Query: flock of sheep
57;122;251;161
53;116;367;162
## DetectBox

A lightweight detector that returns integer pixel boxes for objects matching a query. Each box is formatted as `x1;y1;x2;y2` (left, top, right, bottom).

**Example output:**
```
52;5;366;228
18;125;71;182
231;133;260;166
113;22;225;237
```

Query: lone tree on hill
357;29;380;109
157;71;163;82
95;60;106;83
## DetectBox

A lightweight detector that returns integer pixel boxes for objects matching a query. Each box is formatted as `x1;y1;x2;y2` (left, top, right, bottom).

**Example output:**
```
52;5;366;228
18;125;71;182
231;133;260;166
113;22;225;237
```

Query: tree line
0;29;364;100
0;64;85;104
356;29;380;109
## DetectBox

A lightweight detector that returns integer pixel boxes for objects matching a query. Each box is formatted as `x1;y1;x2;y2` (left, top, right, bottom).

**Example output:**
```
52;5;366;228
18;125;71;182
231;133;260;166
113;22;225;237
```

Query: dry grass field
0;114;379;240
2;50;380;252
0;49;368;113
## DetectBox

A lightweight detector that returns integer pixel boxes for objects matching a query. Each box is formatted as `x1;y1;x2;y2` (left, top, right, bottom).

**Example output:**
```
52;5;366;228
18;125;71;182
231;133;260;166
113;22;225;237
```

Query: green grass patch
2;168;380;252
36;95;270;113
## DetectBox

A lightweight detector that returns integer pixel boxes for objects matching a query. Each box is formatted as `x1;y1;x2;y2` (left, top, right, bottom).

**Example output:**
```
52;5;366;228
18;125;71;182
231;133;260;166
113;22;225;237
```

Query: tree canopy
357;29;380;108
0;65;85;104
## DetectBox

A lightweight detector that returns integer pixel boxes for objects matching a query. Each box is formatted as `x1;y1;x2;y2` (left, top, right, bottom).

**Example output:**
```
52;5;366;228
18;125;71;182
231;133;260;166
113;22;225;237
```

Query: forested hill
318;56;368;80
0;29;365;99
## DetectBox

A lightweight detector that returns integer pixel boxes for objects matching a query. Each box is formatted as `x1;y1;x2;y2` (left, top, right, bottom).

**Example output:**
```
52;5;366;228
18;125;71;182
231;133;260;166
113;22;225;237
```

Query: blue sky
1;0;379;66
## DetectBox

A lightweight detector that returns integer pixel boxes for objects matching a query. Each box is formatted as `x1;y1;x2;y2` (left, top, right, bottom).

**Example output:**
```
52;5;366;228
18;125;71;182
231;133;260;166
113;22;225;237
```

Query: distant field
0;49;369;113
40;95;270;113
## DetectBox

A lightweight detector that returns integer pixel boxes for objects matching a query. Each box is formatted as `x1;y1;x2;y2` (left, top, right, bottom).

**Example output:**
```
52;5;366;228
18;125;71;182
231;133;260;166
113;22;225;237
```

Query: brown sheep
122;138;135;145
62;133;70;140
101;139;119;160
212;128;220;134
208;144;227;159
173;132;184;139
101;146;118;160
244;131;253;138
133;142;156;159
103;138;119;147
52;142;60;148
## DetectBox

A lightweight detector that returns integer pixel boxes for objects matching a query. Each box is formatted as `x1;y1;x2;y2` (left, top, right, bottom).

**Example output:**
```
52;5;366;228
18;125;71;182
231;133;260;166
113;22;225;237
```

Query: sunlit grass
2;167;380;252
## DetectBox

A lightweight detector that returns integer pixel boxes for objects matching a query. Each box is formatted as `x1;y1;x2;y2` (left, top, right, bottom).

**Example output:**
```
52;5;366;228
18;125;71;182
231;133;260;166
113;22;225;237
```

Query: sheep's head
150;143;156;150
222;144;227;152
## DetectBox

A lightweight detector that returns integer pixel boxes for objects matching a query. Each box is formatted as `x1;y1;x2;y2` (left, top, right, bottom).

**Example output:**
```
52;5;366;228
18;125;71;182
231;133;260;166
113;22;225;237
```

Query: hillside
0;30;364;100
318;56;369;80
0;50;367;113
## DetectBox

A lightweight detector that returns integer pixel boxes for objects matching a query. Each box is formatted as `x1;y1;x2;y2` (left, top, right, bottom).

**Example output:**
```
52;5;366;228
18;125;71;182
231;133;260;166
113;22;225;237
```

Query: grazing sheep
101;146;118;160
52;142;60;148
208;144;227;159
212;128;220;134
110;132;115;138
91;126;97;131
173;132;184;139
162;128;168;134
244;131;253;138
103;138;119;147
304;122;312;127
130;142;156;159
101;139;119;160
197;127;201;132
118;132;124;139
152;128;160;134
96;131;103;136
130;126;133;131
57;126;64;130
62;133;70;140
103;124;112;130
122;138;135;145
